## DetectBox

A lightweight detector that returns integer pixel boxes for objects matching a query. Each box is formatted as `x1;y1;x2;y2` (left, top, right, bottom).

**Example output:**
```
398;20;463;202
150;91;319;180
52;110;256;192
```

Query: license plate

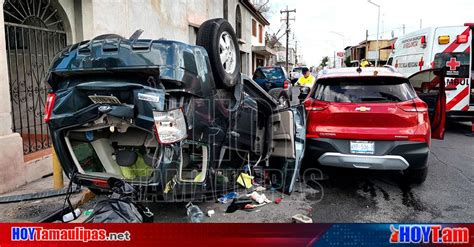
350;141;375;155
88;95;121;104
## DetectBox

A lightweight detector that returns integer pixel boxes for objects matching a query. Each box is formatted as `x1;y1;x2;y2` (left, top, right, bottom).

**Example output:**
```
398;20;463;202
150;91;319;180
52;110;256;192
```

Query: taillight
91;179;109;189
456;34;468;44
397;99;428;112
283;80;289;89
304;99;329;111
44;93;56;123
153;108;187;144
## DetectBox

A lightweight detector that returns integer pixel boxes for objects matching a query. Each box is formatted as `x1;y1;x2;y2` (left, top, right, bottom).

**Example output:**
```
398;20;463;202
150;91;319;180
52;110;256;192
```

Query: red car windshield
313;77;417;103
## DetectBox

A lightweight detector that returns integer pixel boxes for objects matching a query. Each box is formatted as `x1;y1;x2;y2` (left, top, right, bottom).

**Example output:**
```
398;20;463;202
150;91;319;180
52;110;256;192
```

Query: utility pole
368;0;381;67
281;6;296;72
295;40;298;65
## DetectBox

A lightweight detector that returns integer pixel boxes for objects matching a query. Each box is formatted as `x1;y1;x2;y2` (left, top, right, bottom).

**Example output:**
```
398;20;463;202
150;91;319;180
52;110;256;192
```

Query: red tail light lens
44;93;56;123
283;80;289;89
397;99;428;112
304;99;329;111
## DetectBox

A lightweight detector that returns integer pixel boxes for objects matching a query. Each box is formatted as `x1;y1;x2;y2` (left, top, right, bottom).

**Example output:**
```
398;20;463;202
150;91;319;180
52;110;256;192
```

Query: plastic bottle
186;202;204;223
62;208;82;223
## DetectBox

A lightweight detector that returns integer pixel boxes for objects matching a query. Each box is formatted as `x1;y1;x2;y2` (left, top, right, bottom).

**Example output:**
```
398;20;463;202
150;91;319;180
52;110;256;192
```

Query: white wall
79;0;223;44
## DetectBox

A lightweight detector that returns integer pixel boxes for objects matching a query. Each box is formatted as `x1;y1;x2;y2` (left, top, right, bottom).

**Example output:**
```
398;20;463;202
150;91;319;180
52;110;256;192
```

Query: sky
265;0;474;66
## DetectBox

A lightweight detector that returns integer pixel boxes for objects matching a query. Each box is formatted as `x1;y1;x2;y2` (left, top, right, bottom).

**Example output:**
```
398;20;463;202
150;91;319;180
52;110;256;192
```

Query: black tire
268;88;290;109
402;167;428;185
197;18;241;89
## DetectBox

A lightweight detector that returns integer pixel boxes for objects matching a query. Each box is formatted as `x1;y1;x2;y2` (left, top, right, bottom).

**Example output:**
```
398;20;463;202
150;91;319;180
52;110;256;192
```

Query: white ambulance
388;24;473;120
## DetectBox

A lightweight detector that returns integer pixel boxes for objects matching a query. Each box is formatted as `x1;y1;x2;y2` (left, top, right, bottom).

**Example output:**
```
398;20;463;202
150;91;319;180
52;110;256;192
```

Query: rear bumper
306;138;429;170
447;110;474;121
318;152;409;170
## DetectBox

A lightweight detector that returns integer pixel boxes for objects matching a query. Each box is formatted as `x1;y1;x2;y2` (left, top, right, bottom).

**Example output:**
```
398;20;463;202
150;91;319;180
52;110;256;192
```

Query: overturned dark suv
45;19;306;197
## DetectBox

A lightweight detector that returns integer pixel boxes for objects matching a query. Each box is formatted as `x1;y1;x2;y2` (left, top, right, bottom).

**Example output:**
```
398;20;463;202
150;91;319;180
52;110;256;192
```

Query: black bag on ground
84;178;153;223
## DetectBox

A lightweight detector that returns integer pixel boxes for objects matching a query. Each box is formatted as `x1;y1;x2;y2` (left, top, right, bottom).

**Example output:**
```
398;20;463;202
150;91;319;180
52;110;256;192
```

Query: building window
252;19;257;37
223;0;228;20
236;6;242;39
258;24;263;43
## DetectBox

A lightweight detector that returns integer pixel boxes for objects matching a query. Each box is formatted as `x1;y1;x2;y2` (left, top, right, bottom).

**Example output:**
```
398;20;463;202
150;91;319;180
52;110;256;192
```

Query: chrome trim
318;152;410;170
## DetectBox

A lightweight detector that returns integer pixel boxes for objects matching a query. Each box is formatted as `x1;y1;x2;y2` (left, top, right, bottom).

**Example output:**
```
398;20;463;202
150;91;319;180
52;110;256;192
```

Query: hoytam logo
390;225;469;244
11;227;131;242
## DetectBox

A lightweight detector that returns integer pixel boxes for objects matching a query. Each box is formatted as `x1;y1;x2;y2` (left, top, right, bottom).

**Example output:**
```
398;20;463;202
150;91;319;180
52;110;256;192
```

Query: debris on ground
62;208;82;223
186;202;204;223
226;198;253;213
274;198;283;204
207;210;215;217
254;186;266;192
218;192;239;204
248;192;271;204
292;214;313;223
237;173;254;189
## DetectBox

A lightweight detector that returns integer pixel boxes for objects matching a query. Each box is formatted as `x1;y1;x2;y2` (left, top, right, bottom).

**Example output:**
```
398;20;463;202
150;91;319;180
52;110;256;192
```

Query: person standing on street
295;67;316;88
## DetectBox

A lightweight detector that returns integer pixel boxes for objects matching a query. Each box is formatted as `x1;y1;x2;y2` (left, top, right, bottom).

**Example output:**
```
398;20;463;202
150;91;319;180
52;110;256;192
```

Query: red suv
304;67;446;184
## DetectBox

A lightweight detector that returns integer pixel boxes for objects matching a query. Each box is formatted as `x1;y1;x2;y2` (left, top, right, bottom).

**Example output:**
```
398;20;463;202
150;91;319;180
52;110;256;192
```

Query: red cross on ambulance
446;57;461;71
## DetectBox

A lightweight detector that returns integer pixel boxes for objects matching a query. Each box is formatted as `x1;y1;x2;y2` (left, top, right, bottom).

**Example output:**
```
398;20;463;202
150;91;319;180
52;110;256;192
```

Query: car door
267;105;306;194
408;68;447;139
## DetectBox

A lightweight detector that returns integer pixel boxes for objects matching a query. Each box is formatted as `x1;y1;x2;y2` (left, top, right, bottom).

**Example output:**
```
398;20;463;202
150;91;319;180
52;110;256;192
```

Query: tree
250;0;272;17
320;56;329;68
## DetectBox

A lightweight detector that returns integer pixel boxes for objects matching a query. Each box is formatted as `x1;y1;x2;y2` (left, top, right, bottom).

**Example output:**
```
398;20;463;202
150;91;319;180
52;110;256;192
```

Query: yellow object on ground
52;148;64;189
237;173;254;189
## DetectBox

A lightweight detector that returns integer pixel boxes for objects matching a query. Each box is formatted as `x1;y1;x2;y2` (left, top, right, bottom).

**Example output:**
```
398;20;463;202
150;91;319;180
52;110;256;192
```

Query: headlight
153;108;187;144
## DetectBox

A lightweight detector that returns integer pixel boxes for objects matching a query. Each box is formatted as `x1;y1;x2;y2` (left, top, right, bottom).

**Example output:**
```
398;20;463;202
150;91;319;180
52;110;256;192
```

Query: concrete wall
0;4;27;193
75;0;223;44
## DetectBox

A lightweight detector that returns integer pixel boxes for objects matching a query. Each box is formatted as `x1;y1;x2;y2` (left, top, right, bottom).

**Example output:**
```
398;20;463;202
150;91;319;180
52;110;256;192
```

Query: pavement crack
431;151;474;184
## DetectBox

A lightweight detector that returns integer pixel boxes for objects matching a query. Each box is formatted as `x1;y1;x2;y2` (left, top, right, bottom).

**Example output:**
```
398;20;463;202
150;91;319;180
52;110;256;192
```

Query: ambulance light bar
456;34;468;44
438;35;450;45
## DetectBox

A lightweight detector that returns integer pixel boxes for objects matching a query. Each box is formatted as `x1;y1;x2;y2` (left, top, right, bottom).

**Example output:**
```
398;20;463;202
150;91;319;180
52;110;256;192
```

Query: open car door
268;105;306;194
408;68;447;139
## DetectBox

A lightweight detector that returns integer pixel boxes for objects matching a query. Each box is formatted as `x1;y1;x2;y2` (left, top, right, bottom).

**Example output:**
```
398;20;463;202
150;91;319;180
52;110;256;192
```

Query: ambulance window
409;70;440;94
387;58;393;66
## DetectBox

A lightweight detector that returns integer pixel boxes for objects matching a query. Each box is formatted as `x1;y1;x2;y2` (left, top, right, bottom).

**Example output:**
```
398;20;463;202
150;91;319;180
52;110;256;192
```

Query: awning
252;46;276;57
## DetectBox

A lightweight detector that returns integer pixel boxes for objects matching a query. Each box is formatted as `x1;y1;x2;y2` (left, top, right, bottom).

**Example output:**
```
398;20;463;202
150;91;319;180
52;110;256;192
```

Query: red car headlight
153;108;187;144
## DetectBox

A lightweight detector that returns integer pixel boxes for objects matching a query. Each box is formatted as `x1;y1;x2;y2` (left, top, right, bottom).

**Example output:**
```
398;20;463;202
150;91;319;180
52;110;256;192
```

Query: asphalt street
148;120;474;223
1;121;472;223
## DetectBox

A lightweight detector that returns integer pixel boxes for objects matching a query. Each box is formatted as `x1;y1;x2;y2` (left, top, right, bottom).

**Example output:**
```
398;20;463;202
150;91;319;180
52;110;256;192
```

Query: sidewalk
0;176;93;222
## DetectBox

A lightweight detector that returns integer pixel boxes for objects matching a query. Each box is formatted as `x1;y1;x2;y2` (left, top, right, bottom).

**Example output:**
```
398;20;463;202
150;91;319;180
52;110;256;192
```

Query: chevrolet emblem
355;106;371;112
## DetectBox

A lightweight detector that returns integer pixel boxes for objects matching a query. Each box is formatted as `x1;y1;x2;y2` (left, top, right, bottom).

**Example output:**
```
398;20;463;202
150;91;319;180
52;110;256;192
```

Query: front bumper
306;138;430;170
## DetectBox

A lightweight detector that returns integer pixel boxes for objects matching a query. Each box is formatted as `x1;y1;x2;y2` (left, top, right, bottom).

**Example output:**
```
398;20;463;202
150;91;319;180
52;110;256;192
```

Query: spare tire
197;18;241;89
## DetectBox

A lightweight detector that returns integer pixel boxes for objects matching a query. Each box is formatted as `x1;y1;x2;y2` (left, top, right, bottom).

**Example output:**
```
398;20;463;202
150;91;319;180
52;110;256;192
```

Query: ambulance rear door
432;26;472;113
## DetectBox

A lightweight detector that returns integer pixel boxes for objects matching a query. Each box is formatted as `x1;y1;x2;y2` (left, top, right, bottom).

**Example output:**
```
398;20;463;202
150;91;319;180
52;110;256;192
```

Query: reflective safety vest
297;75;315;87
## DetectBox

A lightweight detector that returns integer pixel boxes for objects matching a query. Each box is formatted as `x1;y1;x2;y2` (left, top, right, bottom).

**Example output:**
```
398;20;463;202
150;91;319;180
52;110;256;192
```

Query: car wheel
268;88;291;109
196;18;241;89
402;167;428;185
